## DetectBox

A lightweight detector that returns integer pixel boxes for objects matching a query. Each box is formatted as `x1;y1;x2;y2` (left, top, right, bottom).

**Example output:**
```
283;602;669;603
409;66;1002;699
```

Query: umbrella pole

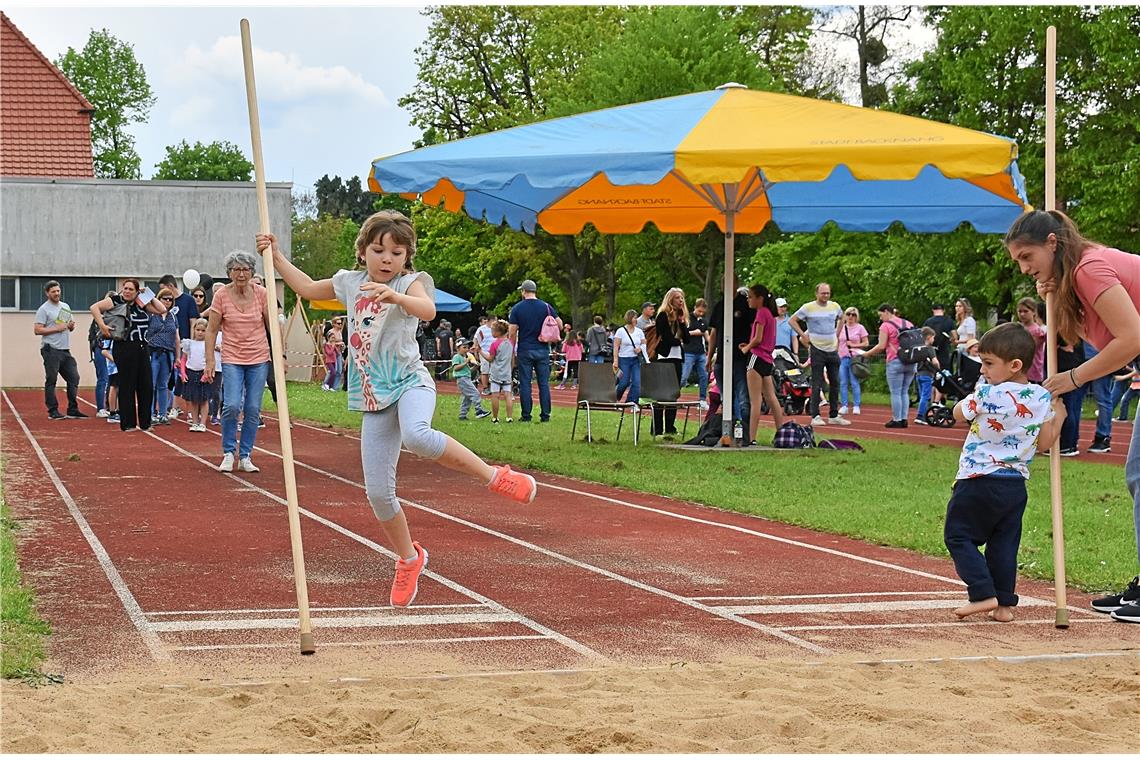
720;207;736;446
1044;25;1068;629
240;18;316;654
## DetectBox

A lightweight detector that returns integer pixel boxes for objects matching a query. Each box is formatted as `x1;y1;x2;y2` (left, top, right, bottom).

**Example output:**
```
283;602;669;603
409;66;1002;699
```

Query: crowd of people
34;208;1139;623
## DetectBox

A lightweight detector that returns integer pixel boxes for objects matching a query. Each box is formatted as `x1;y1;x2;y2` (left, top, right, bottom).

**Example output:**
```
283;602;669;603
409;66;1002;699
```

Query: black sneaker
66;409;89;419
1091;576;1140;613
475;409;491;419
48;410;66;420
1088;436;1111;454
1110;600;1140;623
1059;447;1079;457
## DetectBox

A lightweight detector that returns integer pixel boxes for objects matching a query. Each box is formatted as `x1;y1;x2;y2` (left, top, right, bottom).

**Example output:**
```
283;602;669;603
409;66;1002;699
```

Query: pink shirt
837;322;869;358
880;318;912;363
1074;246;1140;351
1025;322;1046;381
211;285;269;365
749;308;776;363
561;341;584;361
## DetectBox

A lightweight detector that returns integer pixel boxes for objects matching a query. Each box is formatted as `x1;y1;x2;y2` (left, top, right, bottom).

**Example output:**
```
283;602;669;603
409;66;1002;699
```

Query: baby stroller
923;366;978;427
772;347;812;416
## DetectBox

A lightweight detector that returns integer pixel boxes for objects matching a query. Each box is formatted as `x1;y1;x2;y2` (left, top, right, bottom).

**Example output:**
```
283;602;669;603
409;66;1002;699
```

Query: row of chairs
570;362;701;445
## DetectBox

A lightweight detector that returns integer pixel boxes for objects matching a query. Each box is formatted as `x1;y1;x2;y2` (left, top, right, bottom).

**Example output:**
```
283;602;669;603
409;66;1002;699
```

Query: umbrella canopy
310;285;470;313
368;84;1029;441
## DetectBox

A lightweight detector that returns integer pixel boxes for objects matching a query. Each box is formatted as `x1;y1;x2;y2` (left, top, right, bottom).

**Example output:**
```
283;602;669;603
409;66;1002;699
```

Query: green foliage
1;495;51;679
152;140;253;181
55;29;155;179
288;215;359;311
314;175;376;225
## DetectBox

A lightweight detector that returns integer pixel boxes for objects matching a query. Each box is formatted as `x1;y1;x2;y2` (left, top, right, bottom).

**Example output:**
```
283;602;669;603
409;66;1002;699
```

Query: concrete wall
1;178;294;388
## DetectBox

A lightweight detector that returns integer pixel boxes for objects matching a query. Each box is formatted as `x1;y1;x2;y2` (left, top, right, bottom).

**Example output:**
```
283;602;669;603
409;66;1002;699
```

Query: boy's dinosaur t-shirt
956;380;1054;481
332;268;435;412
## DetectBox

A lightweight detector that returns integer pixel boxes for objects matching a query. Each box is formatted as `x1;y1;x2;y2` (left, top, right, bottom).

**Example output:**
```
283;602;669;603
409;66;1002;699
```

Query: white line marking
2;391;168;661
151;611;512;632
231;439;829;655
781;617;1118;631
719;598;1053;615
143;433;604;661
691;591;966;601
174;634;548;652
853;650;1138;666
144;603;484;617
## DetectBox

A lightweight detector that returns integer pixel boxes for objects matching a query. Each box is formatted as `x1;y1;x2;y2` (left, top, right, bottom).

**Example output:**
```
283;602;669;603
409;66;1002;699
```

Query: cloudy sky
4;3;429;194
6;2;936;197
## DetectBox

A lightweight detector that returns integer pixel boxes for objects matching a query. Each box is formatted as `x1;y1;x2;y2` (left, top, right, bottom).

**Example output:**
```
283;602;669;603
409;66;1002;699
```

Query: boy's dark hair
593;315;603;325
44;279;60;293
355;210;417;270
920;326;936;339
977;322;1036;369
159;274;177;288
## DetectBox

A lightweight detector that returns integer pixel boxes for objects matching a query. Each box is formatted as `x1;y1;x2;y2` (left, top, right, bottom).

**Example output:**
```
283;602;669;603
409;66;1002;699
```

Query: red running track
1;388;1132;677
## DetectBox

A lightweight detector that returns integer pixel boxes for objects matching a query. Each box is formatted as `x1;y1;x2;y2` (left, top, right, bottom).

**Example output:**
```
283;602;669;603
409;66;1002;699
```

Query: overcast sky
5;3;936;196
4;3;429;195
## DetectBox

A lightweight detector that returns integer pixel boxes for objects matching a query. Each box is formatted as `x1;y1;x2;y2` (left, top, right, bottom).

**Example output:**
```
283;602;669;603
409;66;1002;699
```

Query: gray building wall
1;177;292;277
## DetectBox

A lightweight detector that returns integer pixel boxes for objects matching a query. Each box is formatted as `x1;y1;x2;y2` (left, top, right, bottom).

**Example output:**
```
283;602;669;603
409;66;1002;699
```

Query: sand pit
3;648;1137;753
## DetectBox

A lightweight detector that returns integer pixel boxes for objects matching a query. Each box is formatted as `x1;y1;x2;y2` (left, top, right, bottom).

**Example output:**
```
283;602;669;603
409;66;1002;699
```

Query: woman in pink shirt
1015;296;1047;382
836;306;870;415
202;250;271;474
739;284;786;444
1004;209;1140;622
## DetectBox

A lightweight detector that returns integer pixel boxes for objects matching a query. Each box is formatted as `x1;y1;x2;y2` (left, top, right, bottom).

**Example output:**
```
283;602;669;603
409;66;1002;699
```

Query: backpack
773;421;815;449
539;304;561;343
889;319;929;365
103;300;130;342
87;319;101;354
816;438;865;451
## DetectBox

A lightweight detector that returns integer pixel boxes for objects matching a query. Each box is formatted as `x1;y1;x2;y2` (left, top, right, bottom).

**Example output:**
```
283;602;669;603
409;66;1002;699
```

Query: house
0;13;292;389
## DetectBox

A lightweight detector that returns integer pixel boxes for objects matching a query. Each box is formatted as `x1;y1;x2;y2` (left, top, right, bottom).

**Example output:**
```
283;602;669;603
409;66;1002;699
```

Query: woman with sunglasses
202;251;271;473
90;279;168;431
147;288;181;424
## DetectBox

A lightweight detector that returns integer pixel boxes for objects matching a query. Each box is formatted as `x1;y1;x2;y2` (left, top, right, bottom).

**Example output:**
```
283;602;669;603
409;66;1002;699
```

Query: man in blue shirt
508;279;563;422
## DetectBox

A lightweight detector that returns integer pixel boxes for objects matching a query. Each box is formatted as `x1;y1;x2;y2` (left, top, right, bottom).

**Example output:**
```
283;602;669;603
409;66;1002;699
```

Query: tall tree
152;140;253;181
288;215;360;311
313;175;376;225
815;6;916;107
55;29;155;179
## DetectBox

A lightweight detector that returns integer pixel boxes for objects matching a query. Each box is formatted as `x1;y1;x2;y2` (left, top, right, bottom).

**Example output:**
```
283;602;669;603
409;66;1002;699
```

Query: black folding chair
571;362;638;444
637;361;701;440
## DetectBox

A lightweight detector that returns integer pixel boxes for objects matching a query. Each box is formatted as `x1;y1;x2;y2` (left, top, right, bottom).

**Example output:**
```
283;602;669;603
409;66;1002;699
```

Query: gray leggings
361;385;448;521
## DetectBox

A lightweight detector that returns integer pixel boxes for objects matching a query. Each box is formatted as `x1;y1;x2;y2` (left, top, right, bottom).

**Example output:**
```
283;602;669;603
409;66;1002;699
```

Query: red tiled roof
0;12;94;177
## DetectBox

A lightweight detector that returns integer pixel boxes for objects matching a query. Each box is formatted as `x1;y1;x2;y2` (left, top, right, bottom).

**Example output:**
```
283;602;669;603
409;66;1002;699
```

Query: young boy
487;320;514;423
946;322;1065;622
450;339;490;420
913;326;940;425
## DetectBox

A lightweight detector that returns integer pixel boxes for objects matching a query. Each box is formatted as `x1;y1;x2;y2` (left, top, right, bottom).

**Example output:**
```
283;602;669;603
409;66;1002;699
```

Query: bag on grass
773;421;815;449
816;438;865;451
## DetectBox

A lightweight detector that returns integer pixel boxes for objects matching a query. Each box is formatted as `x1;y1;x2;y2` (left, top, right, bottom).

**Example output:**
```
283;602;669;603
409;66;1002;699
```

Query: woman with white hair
202;250;271;473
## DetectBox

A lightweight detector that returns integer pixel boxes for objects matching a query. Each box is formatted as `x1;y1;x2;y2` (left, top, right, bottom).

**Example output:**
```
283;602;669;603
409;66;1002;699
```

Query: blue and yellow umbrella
368;84;1030;438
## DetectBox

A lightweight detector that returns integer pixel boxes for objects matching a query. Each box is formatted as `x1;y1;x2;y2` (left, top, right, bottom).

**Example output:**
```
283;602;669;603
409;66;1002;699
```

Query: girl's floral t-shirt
332;269;435;412
956;381;1054;481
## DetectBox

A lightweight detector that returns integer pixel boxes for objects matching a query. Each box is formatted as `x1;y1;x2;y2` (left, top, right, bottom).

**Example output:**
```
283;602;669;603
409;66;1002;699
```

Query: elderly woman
90;279;168;432
202;250;271;473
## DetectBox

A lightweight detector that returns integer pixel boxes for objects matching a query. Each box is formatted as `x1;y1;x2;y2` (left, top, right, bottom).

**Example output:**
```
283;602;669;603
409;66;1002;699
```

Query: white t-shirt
956;381;1054;481
957;316;977;354
614;326;645;359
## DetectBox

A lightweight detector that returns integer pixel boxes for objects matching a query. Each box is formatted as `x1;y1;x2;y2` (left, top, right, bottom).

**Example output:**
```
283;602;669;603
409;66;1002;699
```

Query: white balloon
182;269;200;290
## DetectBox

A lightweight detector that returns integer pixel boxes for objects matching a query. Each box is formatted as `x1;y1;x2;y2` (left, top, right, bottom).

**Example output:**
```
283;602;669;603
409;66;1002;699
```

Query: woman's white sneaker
218;453;235;472
239;457;260;473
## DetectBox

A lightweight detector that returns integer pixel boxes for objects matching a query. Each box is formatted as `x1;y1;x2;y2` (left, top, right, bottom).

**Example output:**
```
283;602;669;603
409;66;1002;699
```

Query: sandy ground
2;647;1137;753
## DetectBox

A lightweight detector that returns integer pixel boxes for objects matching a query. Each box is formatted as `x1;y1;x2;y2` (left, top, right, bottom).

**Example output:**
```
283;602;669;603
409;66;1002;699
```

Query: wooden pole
1044;25;1069;629
240;18;316;654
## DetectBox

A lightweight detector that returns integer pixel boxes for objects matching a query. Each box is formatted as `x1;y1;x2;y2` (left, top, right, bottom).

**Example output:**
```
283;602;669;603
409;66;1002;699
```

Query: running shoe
488;465;537;504
1088;435;1111;453
66;409;89;419
239;457;260;473
48;410;66;420
852;405;861;415
1109;600;1140;623
1091;576;1140;613
390;542;428;608
812;415;828;426
838;405;849;415
830;416;851;426
96;409;110;418
1059;447;1079;457
218;453;235;472
475;409;491;419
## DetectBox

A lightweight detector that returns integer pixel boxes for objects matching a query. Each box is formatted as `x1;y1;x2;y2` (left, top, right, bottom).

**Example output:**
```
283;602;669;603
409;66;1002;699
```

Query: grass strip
269;382;1132;593
1;474;51;680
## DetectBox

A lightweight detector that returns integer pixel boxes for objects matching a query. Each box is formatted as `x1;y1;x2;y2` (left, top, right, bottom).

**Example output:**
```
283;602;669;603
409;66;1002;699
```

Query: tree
313;175;376;225
287;215;360;311
815;6;917;107
55;29;155;179
152;140;253;181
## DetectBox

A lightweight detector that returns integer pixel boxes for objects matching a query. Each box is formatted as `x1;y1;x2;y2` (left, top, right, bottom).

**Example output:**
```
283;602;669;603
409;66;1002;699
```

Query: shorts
490;380;511;393
480;356;491;374
747;354;773;377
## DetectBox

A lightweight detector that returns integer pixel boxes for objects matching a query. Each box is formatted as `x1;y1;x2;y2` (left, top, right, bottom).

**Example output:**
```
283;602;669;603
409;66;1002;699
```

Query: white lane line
719;598;1053;615
175;634;548;652
854;650;1137;666
2;391;169;662
144;603;484;616
151;611;511;632
691;591;966;601
231;438;829;655
144;433;604;661
781;617;1118;631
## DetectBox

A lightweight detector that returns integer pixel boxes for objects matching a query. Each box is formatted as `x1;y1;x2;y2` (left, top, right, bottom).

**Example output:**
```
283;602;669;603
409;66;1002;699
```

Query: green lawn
1;478;51;680
268;381;1133;593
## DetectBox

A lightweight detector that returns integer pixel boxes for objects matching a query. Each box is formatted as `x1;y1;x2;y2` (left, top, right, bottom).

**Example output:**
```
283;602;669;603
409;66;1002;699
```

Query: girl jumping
257;211;537;608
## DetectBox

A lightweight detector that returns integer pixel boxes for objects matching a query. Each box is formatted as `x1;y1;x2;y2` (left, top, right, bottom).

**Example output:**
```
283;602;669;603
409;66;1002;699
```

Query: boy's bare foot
954;597;998;618
989;605;1015;623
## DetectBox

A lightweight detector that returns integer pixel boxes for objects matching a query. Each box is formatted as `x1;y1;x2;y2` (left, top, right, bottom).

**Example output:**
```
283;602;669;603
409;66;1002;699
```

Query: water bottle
733;419;743;444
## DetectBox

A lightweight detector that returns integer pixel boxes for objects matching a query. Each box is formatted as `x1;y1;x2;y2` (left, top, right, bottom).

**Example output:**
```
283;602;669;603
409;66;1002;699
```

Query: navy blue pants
943;476;1027;607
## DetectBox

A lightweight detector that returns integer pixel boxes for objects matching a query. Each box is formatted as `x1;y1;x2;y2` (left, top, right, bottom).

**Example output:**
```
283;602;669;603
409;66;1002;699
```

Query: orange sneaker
488;465;537;504
390;542;428;608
